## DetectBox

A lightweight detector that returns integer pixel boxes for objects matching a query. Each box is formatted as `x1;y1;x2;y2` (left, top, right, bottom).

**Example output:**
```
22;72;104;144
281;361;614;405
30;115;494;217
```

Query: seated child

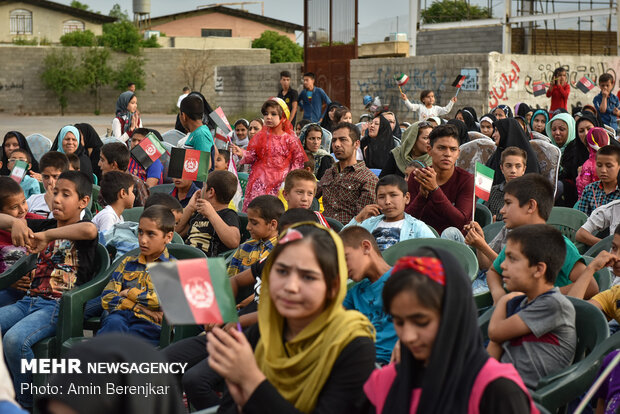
179;171;240;257
593;349;620;414
227;195;283;277
213;149;230;171
340;226;397;365
66;153;80;171
99;206;175;346
171;178;200;208
27;151;69;218
345;174;435;251
487;224;577;389
0;171;98;408
577;198;620;247
485;146;527;221
99;142;149;207
92;171;135;233
576;128;610;198
126;128;164;188
281;169;317;210
586;224;620;322
577;144;620;217
6;148;40;199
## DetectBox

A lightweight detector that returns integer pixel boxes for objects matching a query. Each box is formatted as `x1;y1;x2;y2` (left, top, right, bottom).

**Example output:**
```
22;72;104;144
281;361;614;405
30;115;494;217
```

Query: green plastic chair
382;238;479;280
0;253;38;288
122;206;144;222
583;255;614;292
428;226;440;237
150;183;175;194
238;212;251;242
326;217;344;232
547;207;589;253
87;184;100;212
474;203;493;229
237;172;249;195
38;181;45;193
584;234;613;258
482;221;505;244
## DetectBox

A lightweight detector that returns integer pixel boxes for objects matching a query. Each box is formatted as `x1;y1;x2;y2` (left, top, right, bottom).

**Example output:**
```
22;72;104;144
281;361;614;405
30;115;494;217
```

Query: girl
361;114;399;170
530;109;549;135
546;112;576;154
546;67;570;112
576;127;610;197
207;223;376;414
248;118;263;139
401;90;457;121
380;121;433;178
299;123;334;180
334;107;353;124
493;104;513;119
0;131;39;176
51;125;93;182
364;249;538;413
231;98;306;212
456;108;479;132
320;102;344;132
514;102;533;124
479;114;497;138
231;119;250;149
112;91;142;143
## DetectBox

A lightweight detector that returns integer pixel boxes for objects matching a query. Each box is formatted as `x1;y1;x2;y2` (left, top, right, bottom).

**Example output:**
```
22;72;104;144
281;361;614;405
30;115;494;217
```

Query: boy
66;153;80;171
345;174;435;251
282;169;317;210
214;149;230;171
180;94;215;154
127;128;164;187
99;205;175;346
297;72;331;123
0;171;98;408
6;148;40;199
227;195;283;277
179;171;241;257
98;142;149;207
593;73;620;132
487;224;577;389
485;146;527;221
277;70;298;124
27;151;68;218
340;226;397;365
92;171;135;233
577;145;620;217
171;178;200;208
577;198;620;247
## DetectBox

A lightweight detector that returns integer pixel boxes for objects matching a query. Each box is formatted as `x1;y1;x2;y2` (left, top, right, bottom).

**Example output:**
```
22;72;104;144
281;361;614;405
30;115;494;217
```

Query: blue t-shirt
186;125;214;153
21;175;41;199
298;87;331;122
343;268;396;364
594;93;620;131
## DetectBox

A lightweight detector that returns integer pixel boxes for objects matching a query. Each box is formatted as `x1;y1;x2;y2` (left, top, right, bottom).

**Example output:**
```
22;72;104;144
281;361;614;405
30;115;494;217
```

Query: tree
60;30;96;47
41;49;82;115
179;51;212;93
70;0;90;11
252;30;303;63
421;0;491;23
109;3;129;22
80;48;113;114
140;35;161;48
100;21;141;54
114;56;146;91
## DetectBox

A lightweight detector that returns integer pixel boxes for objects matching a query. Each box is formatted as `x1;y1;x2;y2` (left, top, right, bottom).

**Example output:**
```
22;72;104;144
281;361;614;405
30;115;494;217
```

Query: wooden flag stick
398;85;403;94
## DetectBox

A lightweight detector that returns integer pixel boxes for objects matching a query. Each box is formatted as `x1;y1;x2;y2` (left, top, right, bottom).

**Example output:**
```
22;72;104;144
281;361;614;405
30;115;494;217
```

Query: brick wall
417;27;504;56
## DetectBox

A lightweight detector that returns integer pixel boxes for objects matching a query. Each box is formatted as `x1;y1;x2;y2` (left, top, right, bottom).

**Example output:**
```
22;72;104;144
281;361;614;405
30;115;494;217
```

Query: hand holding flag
9;160;28;183
168;147;210;182
474;162;495;220
131;132;167;169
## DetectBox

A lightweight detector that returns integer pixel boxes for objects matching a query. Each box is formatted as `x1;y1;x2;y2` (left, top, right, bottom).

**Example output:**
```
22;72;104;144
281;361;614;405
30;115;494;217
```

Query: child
227;195;283;276
277;70;298;123
179;170;240;257
170;178;200;208
577;144;620;216
27;151;69;218
530;109;549;135
365;248;538;413
213;149;230;171
0;171;98;409
345;174;435;251
487;224;577;389
297;72;331;123
66;153;80;171
485;146;527;221
281;169;317;210
340;226;397;365
303;152;316;172
180;94;216;154
92;171;135;233
6;148;40;199
98;142;149;207
594;73;620;132
576;127;611;198
127;128;164;188
230;119;249;149
99;205;175;345
547;67;570;112
404;160;425;182
401;89;457;121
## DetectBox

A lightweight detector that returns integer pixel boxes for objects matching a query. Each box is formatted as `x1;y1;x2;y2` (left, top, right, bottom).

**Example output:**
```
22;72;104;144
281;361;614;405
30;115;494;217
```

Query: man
297;72;331;123
277;71;298;124
317;122;378;224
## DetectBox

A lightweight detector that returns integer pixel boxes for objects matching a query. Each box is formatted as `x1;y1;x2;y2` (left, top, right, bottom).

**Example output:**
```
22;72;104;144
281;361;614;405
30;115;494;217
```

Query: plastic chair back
122;207;144;222
547;207;588;252
237;172;249;195
474;203;493;229
482;221;505;244
467;131;492;141
88;184;100;213
26;134;52;162
583;255;614;291
584;234;613;257
530;139;561;196
325;217;344;232
150;183;175;194
161;129;187;146
238;212;251;242
456;138;496;175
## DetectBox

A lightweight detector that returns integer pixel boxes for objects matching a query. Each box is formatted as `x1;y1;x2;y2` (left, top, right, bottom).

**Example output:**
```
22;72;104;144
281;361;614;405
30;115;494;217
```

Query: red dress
546;83;570;112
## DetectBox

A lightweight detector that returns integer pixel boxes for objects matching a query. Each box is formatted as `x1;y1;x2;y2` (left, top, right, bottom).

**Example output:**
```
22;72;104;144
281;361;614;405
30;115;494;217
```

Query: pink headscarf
586;127;610;156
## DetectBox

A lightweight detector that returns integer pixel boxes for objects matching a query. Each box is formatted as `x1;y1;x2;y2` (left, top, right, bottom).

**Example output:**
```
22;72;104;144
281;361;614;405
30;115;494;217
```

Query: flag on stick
130;132;167;169
452;74;467;88
394;73;409;87
209;107;232;135
474;162;495;201
533;81;547;97
228;157;243;210
576;76;595;94
9;160;28;183
168;147;210;182
148;258;238;325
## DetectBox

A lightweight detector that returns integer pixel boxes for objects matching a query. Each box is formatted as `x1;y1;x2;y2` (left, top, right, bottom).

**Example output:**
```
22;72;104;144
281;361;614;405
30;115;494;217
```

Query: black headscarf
446;119;469;145
560;112;601;183
174;91;216;133
36;334;184;414
1;131;39;175
51;126;93;182
391;112;403;140
320;102;343;132
361;115;397;170
382;247;489;414
486;118;540;185
456;109;479;132
75;123;102;181
515;103;532;118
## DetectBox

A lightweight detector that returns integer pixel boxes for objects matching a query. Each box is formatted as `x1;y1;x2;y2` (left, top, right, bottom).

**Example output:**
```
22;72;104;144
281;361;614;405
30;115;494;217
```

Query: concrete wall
417;26;503;56
0;46;270;115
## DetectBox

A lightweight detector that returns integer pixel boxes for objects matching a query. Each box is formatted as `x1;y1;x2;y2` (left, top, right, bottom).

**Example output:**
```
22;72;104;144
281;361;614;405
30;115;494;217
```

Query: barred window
10;9;32;35
63;20;85;34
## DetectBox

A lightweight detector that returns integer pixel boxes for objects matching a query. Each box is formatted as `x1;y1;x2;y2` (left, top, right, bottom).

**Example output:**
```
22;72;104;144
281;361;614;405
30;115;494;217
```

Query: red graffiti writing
489;60;520;109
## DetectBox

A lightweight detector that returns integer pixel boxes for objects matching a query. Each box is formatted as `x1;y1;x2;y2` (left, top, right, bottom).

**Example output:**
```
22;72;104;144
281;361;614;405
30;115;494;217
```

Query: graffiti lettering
0;79;25;92
523;62;616;96
489;60;520;108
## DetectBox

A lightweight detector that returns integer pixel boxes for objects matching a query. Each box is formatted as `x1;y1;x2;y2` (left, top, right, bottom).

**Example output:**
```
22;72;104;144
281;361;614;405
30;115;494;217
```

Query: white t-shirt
92;205;124;232
177;93;189;108
26;193;86;219
372;219;404;251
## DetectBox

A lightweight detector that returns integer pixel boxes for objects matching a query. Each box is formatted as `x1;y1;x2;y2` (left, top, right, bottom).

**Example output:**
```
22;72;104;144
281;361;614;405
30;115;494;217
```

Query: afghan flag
452;74;467;88
168;147;210;182
9;160;28;183
148;258;238;325
209;107;232;135
533;81;547;97
474;162;495;201
577;76;595;94
394;73;409;87
131;132;166;169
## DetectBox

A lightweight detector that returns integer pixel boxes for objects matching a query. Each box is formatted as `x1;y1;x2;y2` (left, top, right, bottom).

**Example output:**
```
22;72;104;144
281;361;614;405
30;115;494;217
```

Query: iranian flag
228;157;243;210
209;107;232;135
168;147;210;182
577;76;595;94
131;132;167;169
474;162;494;201
394;73;409;87
9;160;28;183
148;258;238;325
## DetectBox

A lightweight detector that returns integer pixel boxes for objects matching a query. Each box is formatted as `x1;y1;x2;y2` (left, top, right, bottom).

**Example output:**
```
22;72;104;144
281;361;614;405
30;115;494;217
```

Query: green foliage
41;49;81;115
140;35;161;48
100;21;141;54
12;36;38;45
421;0;491;23
80;48;113;112
252;30;302;63
60;30;96;47
114;56;146;91
70;0;90;11
109;3;129;22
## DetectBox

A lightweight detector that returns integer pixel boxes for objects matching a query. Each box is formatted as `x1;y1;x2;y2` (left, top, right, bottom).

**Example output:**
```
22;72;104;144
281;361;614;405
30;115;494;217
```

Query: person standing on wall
277;71;298;126
298;72;331;123
547;67;570;113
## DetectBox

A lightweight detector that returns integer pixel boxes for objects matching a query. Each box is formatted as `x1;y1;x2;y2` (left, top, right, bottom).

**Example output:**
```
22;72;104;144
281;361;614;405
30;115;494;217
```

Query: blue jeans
98;310;161;346
0;288;26;307
83;296;104;321
0;295;60;408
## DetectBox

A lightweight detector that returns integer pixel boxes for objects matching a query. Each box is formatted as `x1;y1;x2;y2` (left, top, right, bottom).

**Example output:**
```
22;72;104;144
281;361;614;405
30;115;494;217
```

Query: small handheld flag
131;132;166;169
228;157;243;210
452;75;467;88
394;73;409;94
533;81;547;97
168;147;210;182
148;258;238;325
474;162;495;201
9;160;28;183
576;76;595;94
209;107;232;135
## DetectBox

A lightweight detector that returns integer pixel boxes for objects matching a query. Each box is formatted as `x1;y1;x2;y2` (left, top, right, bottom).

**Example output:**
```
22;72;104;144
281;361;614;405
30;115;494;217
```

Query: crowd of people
0;66;620;414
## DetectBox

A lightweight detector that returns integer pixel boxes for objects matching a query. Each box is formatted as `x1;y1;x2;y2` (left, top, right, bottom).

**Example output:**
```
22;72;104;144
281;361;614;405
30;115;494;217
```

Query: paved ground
0;113;178;141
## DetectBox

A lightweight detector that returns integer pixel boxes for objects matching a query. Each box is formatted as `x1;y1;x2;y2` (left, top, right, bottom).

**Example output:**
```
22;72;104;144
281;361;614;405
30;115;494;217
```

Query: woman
486;118;540;186
248;118;264;139
364;249;538;413
479;114;497;139
208;223;376;413
381;111;403;140
380;121;433;178
320;102;343;132
75;123;103;181
530;109;549;135
446;119;469;145
456;108;479;132
299;123;334;180
51;125;93;182
361;115;399;170
0;131;39;176
493;104;513;119
112;91;142;143
546;112;576;154
231;98;306;212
